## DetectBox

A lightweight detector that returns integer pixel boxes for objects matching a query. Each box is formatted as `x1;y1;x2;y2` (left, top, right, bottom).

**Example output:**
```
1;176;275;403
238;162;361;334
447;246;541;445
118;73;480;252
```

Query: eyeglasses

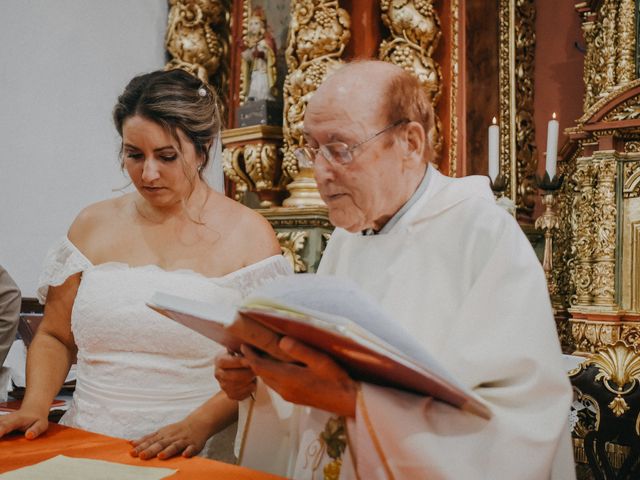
294;118;409;168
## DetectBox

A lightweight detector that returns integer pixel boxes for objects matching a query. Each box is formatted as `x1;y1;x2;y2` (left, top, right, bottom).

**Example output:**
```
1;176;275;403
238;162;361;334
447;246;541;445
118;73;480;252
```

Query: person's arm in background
0;265;21;366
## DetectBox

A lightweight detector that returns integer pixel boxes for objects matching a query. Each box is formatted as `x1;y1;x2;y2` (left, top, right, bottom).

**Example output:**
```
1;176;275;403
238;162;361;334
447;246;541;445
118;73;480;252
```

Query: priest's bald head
297;60;434;233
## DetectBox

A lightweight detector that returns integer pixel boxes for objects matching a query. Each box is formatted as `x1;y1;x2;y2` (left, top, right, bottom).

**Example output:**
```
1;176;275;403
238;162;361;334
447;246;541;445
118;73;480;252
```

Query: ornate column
591;153;618;308
378;0;443;154
577;0;637;110
281;1;351;207
448;0;461;176
580;13;599;111
616;0;636;85
498;0;537;218
571;159;596;308
165;0;231;116
601;0;617;93
221;125;285;207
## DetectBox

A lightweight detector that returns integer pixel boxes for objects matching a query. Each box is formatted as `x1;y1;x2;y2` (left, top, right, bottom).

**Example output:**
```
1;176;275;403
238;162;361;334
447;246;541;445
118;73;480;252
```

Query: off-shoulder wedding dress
37;237;291;458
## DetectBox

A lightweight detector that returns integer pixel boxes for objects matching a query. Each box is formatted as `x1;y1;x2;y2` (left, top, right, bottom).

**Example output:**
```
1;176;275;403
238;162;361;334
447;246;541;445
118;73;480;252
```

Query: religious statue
240;7;278;103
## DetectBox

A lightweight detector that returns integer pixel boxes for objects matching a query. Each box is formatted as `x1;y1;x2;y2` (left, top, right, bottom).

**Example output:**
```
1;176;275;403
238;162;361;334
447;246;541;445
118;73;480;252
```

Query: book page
245;274;466;391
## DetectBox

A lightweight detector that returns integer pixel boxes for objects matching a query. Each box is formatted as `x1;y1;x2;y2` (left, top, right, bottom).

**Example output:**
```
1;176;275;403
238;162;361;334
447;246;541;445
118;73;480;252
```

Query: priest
215;60;575;479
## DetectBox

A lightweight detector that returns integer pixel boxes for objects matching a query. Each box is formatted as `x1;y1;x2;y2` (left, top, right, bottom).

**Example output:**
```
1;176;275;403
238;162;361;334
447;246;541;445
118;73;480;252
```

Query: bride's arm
130;391;238;460
0;274;79;439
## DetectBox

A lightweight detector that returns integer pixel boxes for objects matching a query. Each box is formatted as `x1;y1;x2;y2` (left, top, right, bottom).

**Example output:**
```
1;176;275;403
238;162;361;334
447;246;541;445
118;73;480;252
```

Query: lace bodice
37;237;291;444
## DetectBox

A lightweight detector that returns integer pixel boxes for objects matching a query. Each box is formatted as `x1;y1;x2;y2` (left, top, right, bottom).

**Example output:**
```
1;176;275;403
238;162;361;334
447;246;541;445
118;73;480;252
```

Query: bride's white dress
37;237;291;457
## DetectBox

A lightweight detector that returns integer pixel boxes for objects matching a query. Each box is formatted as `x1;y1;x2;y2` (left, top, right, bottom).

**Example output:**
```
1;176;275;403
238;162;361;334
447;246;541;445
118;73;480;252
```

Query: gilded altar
557;1;640;356
161;2;640;337
161;0;640;477
162;0;545;270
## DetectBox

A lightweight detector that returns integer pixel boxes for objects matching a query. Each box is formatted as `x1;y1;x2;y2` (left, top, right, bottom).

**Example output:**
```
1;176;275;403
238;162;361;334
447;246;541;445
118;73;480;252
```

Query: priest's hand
241;337;357;418
226;315;296;363
129;417;210;460
214;351;257;401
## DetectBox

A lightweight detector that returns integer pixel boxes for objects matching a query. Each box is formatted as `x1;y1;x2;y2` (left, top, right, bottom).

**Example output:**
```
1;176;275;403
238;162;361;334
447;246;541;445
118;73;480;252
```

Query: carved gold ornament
222;146;251;200
244;143;278;191
577;0;637;111
570;161;596;308
277;231;308;273
549;154;577;329
221;125;285;207
281;1;351;207
586;341;640;417
571;319;640;355
379;0;442;155
282;0;351;177
535;192;560;298
498;0;537;213
448;0;460;175
608;397;630;417
592;155;617;307
623;159;640;198
569;387;600;437
165;0;230;112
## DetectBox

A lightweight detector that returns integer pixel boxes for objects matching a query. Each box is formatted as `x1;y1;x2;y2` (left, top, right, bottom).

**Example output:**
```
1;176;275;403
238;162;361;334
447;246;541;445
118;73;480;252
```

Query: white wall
0;0;167;296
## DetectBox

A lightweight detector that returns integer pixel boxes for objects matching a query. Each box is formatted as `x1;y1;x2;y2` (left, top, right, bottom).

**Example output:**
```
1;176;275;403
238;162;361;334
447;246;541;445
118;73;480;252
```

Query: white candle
488;117;499;182
546;113;559;179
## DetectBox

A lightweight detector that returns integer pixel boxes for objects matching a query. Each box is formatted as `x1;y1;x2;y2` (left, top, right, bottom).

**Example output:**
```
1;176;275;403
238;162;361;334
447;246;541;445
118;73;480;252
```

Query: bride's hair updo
112;69;221;177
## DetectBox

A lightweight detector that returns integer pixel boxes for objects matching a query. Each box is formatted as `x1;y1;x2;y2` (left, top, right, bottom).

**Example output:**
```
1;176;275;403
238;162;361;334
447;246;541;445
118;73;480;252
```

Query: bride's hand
129;416;212;460
214;351;257;401
0;408;49;440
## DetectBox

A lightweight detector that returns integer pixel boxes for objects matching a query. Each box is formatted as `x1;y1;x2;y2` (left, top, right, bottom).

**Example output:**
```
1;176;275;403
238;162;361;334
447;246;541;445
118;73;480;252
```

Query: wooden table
0;423;284;479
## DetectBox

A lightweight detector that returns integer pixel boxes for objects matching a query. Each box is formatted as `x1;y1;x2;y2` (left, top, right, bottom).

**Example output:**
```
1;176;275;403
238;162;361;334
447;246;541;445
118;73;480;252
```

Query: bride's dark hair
113;68;221;179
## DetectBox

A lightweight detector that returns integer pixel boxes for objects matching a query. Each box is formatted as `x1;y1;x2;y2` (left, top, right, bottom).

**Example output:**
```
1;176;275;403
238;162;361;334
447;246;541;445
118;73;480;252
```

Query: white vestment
239;166;575;479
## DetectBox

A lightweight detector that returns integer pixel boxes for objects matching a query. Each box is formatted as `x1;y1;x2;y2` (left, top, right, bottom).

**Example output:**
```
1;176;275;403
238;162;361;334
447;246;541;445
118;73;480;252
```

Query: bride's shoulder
208;193;280;258
68;195;132;257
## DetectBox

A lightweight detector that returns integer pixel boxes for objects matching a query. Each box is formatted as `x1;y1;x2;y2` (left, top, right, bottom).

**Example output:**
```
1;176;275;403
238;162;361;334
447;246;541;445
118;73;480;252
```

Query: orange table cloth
0;423;284;479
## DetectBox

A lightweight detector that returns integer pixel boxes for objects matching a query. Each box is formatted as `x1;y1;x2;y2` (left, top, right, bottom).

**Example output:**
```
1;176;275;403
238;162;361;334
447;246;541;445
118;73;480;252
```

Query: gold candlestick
534;173;564;309
490;173;516;217
489;172;507;197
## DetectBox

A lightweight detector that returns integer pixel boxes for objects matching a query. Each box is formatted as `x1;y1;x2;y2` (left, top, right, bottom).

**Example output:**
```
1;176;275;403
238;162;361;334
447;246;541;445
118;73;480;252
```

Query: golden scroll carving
577;0;637;111
221;125;284;207
378;0;442;155
282;1;350;181
165;0;230;114
277;231;308;273
498;0;537;214
281;1;351;207
571;159;596;308
591;155;617;307
448;0;460;175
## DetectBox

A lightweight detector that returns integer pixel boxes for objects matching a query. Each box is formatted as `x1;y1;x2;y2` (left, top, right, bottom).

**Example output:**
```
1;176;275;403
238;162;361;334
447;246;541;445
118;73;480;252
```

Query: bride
0;69;291;461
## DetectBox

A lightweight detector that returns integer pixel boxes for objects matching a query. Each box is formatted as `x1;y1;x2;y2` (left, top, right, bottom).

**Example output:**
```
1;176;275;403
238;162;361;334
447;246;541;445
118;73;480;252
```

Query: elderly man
216;60;574;479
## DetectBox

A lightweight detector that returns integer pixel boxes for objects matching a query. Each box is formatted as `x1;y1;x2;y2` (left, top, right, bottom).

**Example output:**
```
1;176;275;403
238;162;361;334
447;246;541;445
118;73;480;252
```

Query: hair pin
198;87;207;97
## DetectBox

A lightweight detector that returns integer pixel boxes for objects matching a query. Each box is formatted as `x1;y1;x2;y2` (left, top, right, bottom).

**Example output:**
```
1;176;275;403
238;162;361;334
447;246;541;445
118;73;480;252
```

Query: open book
147;274;491;420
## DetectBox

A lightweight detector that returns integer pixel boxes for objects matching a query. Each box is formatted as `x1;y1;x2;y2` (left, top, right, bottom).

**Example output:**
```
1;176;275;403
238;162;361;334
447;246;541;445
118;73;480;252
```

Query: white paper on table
0;455;177;480
4;340;27;388
0;367;10;402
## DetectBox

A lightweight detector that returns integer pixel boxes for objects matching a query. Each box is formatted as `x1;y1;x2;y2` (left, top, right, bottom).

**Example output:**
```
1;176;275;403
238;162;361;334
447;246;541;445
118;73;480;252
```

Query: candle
546;113;559;180
488;117;499;182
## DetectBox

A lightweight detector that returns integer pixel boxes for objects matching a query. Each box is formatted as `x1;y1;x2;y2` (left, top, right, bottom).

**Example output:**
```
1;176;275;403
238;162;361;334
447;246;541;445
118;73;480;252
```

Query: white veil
203;133;225;194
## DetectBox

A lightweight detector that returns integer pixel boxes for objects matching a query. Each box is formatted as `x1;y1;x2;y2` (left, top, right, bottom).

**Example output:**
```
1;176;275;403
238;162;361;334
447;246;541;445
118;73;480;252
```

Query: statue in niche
241;7;278;102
